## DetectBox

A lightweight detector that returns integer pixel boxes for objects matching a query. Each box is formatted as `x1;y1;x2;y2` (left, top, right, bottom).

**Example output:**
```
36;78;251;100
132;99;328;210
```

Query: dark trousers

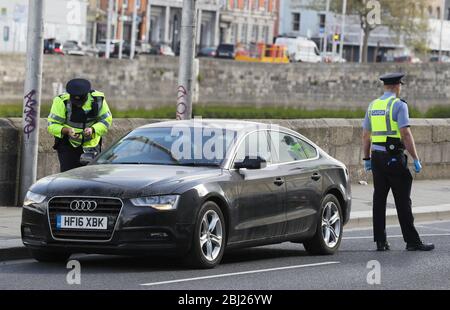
57;146;84;172
371;151;421;245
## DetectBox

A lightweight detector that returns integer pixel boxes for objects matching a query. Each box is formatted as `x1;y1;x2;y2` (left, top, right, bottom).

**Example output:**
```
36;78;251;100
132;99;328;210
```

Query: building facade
219;0;278;45
278;0;450;62
97;0;221;51
0;0;88;53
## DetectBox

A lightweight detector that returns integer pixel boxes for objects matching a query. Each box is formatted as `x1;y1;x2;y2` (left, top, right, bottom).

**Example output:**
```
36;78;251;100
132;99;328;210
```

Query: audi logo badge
70;200;98;212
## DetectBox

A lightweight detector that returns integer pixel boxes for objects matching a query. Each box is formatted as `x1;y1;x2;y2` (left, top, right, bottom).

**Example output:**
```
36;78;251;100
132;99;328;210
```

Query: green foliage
425;106;450;118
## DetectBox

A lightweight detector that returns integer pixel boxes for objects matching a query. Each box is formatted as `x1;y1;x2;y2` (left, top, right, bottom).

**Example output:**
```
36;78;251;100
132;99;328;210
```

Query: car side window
270;132;316;163
300;139;318;159
234;131;272;164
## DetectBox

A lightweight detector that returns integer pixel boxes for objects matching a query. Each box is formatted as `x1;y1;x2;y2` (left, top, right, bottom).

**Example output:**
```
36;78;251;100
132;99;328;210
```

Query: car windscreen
96;127;237;167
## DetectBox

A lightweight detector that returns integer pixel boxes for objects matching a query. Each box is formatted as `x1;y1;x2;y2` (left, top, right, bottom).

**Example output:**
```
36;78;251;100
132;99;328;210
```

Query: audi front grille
48;197;123;242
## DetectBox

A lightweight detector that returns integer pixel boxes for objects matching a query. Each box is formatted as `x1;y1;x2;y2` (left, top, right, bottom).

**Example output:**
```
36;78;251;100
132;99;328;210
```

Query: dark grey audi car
22;120;351;268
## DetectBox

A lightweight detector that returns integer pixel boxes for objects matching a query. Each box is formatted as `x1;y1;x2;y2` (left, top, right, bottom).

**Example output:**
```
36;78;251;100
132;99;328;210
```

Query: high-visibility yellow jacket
368;95;401;143
47;91;112;148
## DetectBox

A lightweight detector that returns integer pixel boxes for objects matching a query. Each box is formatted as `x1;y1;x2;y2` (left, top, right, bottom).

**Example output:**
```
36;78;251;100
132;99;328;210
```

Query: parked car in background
215;44;235;59
275;36;321;63
429;55;450;63
321;52;347;63
149;44;175;56
44;38;64;55
97;39;117;57
197;46;217;58
394;55;422;64
62;40;85;56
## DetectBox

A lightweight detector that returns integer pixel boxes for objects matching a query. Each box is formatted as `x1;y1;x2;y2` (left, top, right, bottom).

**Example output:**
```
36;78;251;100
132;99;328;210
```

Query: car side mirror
234;156;267;170
79;152;96;166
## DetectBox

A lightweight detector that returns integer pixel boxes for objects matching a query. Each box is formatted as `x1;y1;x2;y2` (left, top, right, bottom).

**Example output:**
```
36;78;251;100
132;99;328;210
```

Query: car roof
138;119;295;135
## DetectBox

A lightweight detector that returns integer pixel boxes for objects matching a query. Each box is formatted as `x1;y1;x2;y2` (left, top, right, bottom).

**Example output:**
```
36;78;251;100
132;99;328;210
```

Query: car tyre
30;249;71;263
303;194;343;255
186;201;226;269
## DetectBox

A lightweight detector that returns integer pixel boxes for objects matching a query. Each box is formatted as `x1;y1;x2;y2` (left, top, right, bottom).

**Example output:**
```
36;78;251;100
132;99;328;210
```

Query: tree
313;0;429;62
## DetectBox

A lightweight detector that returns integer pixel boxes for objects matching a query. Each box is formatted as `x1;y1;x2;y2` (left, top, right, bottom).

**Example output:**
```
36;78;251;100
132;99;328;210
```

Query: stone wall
1;118;450;206
1;54;449;111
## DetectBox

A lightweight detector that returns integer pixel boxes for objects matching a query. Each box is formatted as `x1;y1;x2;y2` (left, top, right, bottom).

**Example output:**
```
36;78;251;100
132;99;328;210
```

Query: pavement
1;179;450;262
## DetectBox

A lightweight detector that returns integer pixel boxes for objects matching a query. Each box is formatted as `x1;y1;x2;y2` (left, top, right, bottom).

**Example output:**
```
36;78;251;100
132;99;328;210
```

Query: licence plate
56;215;108;230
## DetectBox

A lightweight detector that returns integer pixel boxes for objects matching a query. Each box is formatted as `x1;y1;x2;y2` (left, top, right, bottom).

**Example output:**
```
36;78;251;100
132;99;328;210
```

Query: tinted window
269;132;317;163
218;44;234;52
96;127;237;167
234;131;272;164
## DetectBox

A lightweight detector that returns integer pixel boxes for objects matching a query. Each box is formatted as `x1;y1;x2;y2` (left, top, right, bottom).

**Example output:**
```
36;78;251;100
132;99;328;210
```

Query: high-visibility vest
368;96;401;143
47;91;113;148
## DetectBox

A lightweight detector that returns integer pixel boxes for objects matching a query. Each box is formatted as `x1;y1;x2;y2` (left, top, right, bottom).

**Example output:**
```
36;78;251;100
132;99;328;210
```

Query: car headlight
130;195;179;210
23;191;47;214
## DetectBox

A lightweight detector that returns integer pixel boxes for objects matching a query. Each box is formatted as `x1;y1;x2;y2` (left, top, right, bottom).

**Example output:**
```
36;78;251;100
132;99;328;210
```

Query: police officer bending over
362;73;434;252
47;78;113;172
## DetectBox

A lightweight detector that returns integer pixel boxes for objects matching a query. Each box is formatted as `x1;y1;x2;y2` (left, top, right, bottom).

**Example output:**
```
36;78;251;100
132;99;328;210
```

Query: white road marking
416;225;450;233
141;261;340;287
344;233;450;240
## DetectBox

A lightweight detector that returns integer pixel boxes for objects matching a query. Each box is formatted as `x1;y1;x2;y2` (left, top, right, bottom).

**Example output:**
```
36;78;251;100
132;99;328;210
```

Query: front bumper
21;199;195;256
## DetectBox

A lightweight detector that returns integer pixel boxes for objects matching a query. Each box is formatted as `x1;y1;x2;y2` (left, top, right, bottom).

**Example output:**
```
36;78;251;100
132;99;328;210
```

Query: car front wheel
186;201;226;269
303;194;343;255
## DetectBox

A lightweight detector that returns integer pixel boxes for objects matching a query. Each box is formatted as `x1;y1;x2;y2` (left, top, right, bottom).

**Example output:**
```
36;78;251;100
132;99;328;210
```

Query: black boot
376;241;390;251
406;242;435;251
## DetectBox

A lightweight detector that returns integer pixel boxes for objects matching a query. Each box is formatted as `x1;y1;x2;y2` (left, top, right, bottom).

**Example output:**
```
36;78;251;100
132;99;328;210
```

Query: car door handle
311;173;321;181
274;178;285;186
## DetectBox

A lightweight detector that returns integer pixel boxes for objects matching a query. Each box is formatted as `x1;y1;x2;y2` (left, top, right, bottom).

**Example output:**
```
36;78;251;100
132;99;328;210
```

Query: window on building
136;0;141;9
252;0;258;10
3;26;9;42
251;24;259;42
319;13;326;29
428;6;433;17
437;6;441;19
241;23;248;43
231;23;238;43
234;0;239;9
1;8;6;17
244;0;249;10
263;25;269;43
292;13;300;31
447;8;450;20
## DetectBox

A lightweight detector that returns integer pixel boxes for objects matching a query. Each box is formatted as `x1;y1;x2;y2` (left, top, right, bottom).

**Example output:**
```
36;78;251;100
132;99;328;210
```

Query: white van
275;37;321;63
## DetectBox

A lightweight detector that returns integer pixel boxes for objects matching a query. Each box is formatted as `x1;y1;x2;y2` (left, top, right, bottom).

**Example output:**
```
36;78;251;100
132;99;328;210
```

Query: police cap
66;78;91;97
379;73;405;85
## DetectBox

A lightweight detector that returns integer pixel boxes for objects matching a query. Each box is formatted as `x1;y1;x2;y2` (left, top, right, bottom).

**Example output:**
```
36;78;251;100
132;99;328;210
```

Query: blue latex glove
414;159;422;173
364;160;372;172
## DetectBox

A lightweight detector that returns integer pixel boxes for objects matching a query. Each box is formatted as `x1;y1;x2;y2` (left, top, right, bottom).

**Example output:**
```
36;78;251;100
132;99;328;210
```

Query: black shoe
406;243;435;251
376;241;390;251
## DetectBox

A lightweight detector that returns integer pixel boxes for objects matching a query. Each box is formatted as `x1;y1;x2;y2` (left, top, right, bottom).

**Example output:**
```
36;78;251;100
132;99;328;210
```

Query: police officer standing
362;73;434;252
47;78;113;172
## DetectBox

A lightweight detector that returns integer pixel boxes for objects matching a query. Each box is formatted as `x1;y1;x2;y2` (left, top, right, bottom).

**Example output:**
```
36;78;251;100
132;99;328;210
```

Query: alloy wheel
321;201;341;248
199;210;223;261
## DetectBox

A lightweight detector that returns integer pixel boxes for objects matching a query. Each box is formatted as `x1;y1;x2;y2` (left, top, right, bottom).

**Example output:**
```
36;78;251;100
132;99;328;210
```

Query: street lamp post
323;0;331;54
105;0;114;58
439;0;445;60
130;0;138;59
20;0;45;203
339;0;347;60
176;0;197;120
